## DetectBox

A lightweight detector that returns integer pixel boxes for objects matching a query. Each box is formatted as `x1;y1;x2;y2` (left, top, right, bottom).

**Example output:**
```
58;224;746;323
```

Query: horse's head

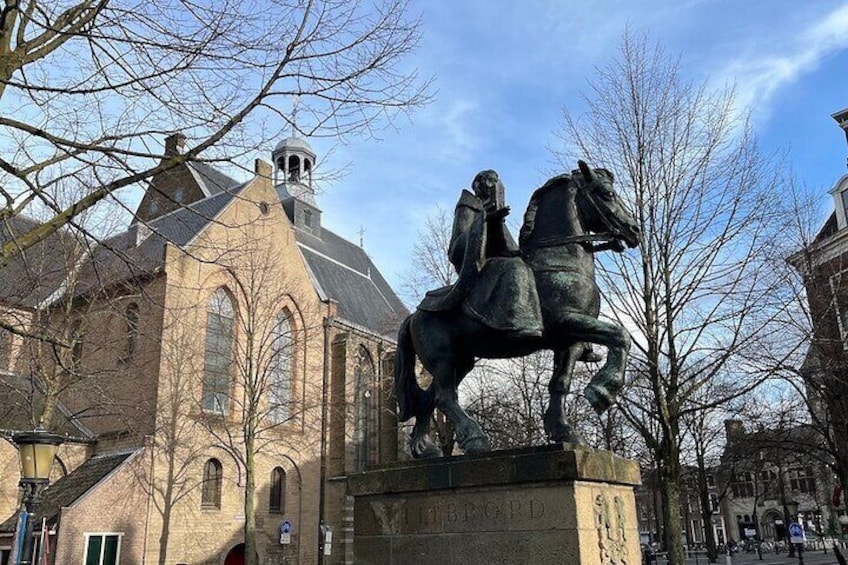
574;160;641;249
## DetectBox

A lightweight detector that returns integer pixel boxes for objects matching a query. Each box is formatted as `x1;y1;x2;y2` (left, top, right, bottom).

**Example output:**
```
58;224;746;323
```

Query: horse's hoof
565;429;587;445
584;383;612;415
410;435;443;459
461;435;491;454
546;421;584;444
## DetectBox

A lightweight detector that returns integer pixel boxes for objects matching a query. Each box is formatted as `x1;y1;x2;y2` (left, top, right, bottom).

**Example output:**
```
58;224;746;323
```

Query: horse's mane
519;173;574;248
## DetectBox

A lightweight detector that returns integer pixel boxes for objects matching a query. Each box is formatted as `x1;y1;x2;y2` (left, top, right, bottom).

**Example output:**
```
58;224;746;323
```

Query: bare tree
0;0;430;265
186;231;324;565
552;31;792;565
681;383;737;562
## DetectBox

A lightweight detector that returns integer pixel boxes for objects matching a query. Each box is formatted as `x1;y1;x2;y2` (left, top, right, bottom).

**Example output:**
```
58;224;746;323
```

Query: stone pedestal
347;444;641;565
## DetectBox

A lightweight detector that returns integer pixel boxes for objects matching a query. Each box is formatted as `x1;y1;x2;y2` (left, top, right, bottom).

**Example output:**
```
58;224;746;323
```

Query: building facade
719;419;843;545
0;133;407;565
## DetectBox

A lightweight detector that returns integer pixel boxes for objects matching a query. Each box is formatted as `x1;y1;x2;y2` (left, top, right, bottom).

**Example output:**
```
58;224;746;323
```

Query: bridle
529;175;626;250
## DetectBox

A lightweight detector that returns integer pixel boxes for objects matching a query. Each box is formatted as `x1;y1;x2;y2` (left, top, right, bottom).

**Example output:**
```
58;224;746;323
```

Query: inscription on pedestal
357;486;562;536
348;446;642;564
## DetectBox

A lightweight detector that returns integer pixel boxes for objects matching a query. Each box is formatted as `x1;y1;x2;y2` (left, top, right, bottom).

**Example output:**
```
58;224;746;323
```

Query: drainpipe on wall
318;302;335;565
141;435;155;564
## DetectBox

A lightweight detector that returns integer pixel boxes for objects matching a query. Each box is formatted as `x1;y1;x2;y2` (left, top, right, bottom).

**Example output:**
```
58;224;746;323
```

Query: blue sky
283;0;848;295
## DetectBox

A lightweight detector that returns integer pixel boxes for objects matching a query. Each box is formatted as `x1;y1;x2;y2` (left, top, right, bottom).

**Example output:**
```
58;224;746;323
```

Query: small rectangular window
304;209;313;228
84;534;122;565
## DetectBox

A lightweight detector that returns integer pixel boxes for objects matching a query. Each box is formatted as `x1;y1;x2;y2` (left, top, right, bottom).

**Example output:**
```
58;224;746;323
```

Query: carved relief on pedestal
370;500;406;534
594;492;628;565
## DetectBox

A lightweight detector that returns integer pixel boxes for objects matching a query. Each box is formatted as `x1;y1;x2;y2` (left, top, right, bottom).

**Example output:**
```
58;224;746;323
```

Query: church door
223;543;245;565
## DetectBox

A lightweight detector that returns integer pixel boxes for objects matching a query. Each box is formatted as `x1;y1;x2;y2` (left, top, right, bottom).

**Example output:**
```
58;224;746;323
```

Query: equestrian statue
394;161;642;458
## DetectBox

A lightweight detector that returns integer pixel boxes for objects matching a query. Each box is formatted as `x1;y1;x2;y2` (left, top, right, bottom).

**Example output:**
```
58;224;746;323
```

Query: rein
530;232;617;249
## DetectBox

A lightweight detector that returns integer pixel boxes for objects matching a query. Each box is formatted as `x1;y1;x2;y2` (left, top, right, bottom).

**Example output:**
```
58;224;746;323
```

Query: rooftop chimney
164;132;187;156
832;108;848;170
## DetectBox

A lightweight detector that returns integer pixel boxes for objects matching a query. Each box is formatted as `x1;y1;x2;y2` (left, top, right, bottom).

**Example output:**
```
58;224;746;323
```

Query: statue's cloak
418;191;542;336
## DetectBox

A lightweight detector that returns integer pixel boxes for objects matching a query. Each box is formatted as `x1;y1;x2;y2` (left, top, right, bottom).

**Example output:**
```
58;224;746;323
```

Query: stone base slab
347;444;642;565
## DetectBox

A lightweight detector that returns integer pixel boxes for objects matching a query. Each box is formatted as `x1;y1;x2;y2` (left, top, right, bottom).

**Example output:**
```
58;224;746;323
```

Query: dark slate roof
0;373;93;439
189;162;241;196
0;216;80;308
72;184;246;297
0;450;136;532
813;212;838;245
295;227;407;337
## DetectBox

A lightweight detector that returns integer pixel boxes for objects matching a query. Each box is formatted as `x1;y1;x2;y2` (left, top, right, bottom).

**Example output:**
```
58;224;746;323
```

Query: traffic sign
789;522;805;544
280;520;293;545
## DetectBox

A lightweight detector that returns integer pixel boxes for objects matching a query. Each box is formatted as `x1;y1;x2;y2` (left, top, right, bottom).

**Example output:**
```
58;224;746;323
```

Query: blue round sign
789;523;803;536
281;520;292;534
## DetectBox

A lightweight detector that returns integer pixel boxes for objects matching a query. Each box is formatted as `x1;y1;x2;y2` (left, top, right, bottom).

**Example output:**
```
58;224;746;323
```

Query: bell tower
272;137;317;203
272;136;321;236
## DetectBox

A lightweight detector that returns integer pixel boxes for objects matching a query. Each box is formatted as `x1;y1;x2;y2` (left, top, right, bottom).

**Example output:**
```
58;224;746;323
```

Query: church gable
133;134;240;225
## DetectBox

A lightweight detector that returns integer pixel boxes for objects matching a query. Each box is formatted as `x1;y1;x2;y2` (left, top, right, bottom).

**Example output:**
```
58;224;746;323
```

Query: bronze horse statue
395;162;641;458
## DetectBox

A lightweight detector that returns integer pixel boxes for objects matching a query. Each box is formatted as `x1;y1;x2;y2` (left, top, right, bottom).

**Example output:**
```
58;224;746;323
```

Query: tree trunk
659;446;685;565
245;434;257;565
157;445;177;565
695;455;718;562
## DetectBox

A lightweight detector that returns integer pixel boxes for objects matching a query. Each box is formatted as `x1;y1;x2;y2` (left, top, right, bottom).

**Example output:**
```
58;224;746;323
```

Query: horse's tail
395;314;433;422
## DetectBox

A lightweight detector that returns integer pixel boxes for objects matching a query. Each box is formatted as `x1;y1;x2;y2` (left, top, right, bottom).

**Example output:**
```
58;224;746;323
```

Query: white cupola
272;137;317;207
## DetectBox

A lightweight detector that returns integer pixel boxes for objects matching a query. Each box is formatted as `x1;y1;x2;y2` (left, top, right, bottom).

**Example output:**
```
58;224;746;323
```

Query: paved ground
651;549;846;565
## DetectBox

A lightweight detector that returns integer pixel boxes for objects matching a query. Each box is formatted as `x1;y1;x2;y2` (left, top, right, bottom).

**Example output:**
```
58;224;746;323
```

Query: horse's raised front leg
544;344;585;444
553;314;631;415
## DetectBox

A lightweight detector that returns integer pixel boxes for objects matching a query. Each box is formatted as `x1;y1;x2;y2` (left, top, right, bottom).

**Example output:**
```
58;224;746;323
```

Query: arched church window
70;320;84;373
203;288;234;414
202;458;223;508
125;303;139;361
0;327;10;371
269;467;286;514
269;312;293;424
355;346;376;469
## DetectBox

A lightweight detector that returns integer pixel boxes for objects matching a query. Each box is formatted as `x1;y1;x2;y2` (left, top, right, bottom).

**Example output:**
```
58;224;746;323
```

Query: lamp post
786;500;803;565
12;428;63;565
785;500;799;558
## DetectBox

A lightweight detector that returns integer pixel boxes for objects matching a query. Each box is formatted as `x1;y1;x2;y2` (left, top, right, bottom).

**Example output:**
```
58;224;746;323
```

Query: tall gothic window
268;313;293;424
203;289;234;414
124;303;139;361
0;327;10;371
269;467;286;514
355;346;376;470
70;320;84;373
201;458;222;509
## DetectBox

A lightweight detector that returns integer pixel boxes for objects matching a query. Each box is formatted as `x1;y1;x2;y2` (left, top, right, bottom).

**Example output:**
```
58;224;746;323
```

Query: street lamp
785;500;804;565
12;428;64;565
785;500;799;558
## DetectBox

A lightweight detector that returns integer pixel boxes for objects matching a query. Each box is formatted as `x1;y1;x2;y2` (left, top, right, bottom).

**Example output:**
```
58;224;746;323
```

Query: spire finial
358;225;366;248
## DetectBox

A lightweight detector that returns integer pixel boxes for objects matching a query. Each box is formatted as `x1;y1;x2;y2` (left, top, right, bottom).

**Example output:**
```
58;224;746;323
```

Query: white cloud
716;2;848;116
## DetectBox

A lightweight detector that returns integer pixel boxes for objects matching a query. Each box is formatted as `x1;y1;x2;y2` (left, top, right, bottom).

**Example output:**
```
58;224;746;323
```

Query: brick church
0;133;408;564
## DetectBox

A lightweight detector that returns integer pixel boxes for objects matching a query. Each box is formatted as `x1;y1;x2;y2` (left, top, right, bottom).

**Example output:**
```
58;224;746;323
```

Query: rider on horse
419;169;542;339
419;170;600;359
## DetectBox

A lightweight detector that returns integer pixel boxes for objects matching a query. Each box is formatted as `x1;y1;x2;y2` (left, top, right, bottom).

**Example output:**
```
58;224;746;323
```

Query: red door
223;544;245;565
